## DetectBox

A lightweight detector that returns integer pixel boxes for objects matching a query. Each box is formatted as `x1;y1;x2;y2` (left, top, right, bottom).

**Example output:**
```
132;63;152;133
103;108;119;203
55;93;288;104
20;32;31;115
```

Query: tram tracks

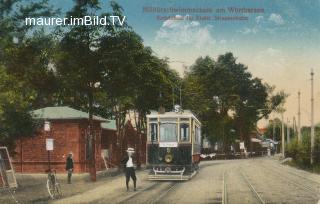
259;162;319;200
117;181;178;204
268;161;320;187
150;182;177;204
238;159;319;203
239;168;266;204
117;181;162;204
222;171;227;204
221;168;266;204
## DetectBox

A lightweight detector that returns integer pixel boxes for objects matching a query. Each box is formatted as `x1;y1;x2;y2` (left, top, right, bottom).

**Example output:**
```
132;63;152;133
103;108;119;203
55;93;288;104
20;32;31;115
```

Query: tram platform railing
153;167;185;175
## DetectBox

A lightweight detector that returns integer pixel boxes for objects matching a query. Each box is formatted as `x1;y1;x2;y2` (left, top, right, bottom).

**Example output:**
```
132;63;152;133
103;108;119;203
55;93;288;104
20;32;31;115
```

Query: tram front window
159;123;177;142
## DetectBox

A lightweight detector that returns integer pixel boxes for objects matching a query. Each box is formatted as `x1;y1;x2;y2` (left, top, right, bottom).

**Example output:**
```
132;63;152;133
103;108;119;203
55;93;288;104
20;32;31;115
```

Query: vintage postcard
0;0;319;203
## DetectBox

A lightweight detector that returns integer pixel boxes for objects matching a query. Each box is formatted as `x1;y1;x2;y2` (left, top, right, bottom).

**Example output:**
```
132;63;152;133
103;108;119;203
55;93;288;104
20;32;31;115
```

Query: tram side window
180;123;190;142
195;126;200;143
150;123;158;142
197;127;201;143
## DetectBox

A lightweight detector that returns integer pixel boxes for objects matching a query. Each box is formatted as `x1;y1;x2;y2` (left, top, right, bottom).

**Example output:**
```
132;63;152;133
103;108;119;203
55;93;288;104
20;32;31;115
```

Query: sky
48;0;320;127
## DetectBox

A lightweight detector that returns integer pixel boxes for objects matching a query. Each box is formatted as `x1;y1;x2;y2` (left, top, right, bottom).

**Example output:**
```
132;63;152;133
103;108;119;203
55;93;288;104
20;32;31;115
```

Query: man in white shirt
121;147;137;191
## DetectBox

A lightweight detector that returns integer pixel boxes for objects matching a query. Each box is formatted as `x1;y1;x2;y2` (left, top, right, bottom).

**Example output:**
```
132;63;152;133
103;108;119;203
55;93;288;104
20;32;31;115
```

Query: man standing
66;152;74;184
121;148;137;191
270;142;275;155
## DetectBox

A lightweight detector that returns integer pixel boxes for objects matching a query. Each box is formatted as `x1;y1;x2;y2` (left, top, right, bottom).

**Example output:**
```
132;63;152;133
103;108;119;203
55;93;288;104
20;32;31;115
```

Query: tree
0;0;57;148
54;0;133;181
1;0;58;107
265;117;282;141
98;30;181;161
183;53;287;152
0;66;39;149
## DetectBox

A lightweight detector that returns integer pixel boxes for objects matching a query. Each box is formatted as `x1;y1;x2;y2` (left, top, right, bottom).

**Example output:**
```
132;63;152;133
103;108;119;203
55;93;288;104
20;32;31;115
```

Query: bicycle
46;169;62;199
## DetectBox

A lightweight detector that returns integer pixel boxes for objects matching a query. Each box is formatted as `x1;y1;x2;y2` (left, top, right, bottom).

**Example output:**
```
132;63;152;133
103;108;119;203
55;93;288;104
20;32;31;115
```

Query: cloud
250;47;287;79
265;47;282;56
155;15;215;49
256;16;264;23
238;27;258;35
219;39;227;44
269;13;284;25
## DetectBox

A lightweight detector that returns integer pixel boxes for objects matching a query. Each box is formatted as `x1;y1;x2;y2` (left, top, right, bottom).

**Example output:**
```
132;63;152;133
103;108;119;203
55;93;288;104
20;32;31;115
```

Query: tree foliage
183;53;287;150
0;66;39;148
0;0;57;147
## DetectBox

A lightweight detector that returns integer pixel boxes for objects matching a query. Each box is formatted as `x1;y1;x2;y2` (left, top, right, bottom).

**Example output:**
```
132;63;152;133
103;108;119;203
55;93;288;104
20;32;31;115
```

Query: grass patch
286;160;320;174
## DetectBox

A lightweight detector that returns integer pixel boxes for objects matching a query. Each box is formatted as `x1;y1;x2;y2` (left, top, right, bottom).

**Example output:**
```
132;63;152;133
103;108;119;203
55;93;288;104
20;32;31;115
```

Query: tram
146;107;201;180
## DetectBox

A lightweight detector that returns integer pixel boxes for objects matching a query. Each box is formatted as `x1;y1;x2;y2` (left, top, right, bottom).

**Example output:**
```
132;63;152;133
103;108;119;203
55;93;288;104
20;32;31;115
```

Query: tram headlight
164;154;173;163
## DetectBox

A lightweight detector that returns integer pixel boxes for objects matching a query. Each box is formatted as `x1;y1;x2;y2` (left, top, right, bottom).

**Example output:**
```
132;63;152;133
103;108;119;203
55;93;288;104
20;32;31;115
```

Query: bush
286;128;320;169
286;137;310;167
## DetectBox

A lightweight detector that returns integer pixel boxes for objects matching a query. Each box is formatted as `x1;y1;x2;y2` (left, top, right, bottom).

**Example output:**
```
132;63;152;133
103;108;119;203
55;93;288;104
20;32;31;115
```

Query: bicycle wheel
55;182;62;198
46;178;55;199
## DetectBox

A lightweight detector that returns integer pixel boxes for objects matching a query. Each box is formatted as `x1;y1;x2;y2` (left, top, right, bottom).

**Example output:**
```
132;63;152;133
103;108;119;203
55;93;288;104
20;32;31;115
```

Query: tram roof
147;110;201;124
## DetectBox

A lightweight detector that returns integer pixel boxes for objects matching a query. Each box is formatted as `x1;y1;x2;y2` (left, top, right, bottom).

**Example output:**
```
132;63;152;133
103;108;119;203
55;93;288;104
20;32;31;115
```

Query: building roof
31;106;106;121
101;120;117;130
147;110;201;124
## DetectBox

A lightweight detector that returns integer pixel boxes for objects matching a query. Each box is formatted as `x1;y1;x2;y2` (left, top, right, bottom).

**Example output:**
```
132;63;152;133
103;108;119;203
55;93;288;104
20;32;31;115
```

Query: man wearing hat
65;152;74;184
121;147;137;191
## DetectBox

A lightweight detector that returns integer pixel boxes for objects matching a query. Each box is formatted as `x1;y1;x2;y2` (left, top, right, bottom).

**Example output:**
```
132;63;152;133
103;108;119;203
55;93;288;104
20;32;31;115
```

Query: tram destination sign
159;142;178;148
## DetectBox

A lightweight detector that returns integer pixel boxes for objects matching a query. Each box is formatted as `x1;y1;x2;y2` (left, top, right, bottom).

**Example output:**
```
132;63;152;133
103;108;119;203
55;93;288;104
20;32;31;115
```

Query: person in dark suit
121;148;137;191
66;152;74;184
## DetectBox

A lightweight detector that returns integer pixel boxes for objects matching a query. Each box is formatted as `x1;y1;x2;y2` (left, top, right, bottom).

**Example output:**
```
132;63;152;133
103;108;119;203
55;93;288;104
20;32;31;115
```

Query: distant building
257;127;267;136
101;119;146;168
12;106;108;173
201;137;213;154
100;120;118;168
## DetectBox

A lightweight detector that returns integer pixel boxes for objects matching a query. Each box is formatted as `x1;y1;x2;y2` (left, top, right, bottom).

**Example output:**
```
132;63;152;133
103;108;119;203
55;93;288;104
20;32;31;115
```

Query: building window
149;123;158;142
180;123;189;142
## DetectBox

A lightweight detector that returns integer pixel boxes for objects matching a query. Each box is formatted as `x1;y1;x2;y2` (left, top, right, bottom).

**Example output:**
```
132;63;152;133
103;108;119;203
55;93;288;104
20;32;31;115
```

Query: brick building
101;120;146;168
12;106;108;173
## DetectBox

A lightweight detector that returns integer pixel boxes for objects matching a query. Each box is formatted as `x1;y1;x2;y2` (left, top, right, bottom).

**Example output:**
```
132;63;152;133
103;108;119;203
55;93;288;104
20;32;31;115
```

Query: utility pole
311;69;315;165
281;112;285;158
292;117;296;136
88;88;96;182
272;119;275;141
298;91;301;143
287;118;290;144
